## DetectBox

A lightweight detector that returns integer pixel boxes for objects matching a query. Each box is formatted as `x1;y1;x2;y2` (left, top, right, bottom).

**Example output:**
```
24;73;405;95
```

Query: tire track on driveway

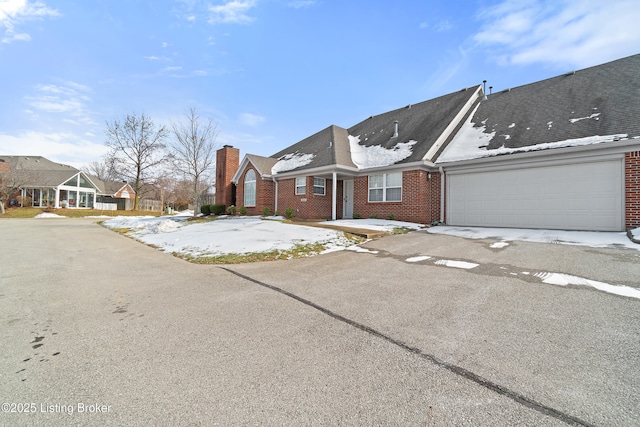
219;266;594;427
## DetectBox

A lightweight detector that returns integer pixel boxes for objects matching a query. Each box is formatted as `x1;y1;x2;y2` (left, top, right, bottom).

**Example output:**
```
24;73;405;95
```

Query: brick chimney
215;145;240;207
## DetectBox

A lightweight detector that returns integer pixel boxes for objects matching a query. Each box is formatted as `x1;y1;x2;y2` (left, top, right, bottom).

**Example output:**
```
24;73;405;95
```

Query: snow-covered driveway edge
425;226;640;250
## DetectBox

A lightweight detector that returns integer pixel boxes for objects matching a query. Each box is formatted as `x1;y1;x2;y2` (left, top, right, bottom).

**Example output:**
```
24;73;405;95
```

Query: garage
446;158;624;231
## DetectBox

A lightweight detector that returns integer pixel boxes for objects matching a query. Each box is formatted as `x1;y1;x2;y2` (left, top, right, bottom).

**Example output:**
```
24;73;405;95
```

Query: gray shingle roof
246;154;279;176
270;125;356;173
268;87;480;173
439;54;640;161
348;87;481;164
0;155;78;186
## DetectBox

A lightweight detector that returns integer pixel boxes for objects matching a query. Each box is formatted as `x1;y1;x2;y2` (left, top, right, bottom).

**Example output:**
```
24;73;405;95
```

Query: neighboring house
218;54;640;231
0;155;101;208
0;155;135;210
93;179;136;210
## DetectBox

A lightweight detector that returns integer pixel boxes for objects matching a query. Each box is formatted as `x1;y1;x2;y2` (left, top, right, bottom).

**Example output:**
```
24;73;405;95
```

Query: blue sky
1;0;639;168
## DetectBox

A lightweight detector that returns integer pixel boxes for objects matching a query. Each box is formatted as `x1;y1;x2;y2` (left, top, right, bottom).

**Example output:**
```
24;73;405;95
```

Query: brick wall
235;166;275;216
352;170;440;224
277;176;338;219
626;151;640;229
215;145;239;207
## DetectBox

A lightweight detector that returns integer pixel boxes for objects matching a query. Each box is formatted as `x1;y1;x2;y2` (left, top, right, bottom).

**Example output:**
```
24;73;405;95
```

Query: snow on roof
348;135;417;169
437;104;629;163
271;152;315;175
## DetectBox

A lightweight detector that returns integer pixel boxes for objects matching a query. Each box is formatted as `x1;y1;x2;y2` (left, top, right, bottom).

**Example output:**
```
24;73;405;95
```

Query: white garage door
447;159;623;231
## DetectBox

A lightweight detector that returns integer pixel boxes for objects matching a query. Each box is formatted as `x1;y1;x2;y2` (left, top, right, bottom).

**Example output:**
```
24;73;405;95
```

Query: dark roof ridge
484;53;640;98
350;85;481;126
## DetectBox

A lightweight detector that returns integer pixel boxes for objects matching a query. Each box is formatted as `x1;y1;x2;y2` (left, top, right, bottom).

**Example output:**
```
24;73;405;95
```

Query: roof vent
482;80;488;100
566;70;576;76
489;86;493;95
392;121;399;138
406;104;411;109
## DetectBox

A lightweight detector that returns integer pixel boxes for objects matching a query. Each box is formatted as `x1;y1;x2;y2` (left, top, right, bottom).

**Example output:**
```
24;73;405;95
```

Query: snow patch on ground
35;213;66;218
348;135;417;169
405;256;432;263
632;228;640;240
426;226;639;250
329;218;423;232
569;113;600;123
435;260;479;269
490;241;510;248
534;272;640;299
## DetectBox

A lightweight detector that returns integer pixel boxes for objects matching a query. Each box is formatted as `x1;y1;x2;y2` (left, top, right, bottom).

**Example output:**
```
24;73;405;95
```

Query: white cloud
0;0;60;43
0;131;108;168
24;81;96;125
434;19;452;32
288;0;316;8
473;0;640;68
238;112;265;127
208;0;257;24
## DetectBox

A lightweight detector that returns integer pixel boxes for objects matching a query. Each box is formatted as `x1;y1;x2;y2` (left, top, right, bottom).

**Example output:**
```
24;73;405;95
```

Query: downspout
439;166;445;224
271;176;278;214
332;171;337;220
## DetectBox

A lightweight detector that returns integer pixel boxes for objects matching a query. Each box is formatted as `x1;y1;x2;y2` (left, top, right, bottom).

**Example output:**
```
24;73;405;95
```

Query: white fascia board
423;85;483;162
355;160;437;175
272;164;359;180
231;156;254;184
440;139;639;174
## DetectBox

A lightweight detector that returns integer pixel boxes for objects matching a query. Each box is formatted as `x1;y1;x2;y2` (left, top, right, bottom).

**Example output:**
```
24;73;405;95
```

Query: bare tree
82;159;119;183
0;162;39;214
104;113;168;210
170;107;220;216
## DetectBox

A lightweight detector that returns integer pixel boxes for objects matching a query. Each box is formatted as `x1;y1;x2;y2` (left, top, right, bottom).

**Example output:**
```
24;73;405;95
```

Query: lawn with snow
101;216;363;262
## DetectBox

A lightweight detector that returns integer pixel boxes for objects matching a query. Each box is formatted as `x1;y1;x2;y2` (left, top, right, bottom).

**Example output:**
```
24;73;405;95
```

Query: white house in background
0;155;134;210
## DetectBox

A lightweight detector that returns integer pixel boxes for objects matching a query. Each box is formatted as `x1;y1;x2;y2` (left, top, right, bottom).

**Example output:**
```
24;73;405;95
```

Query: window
368;172;402;202
313;177;326;195
244;169;256;207
295;177;306;195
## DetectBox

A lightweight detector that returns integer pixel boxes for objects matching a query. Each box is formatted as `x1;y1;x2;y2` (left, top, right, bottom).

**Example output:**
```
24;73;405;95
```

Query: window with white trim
368;172;402;202
244;169;256;207
295;177;306;195
313;177;326;195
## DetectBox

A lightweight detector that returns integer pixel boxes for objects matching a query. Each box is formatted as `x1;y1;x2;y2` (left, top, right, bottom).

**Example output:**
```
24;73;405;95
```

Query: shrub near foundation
210;204;226;215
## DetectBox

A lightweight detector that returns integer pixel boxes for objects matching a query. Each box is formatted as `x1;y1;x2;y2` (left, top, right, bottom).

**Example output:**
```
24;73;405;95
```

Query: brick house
217;54;640;231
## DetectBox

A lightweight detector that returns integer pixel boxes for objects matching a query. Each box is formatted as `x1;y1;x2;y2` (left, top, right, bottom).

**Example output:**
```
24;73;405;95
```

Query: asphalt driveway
1;219;638;426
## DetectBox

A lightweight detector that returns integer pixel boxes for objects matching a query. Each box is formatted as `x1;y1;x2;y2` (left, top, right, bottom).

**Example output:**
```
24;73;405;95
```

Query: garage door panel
447;160;623;231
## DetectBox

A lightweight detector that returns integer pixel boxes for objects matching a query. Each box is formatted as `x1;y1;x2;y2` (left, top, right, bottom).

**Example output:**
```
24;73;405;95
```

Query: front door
343;179;354;218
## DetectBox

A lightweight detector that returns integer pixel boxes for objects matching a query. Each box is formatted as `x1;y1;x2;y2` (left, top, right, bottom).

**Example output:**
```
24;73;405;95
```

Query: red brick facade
277;176;340;220
235;164;442;223
352;170;440;224
235;166;275;216
626;151;640;229
215;146;240;207
231;151;640;230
